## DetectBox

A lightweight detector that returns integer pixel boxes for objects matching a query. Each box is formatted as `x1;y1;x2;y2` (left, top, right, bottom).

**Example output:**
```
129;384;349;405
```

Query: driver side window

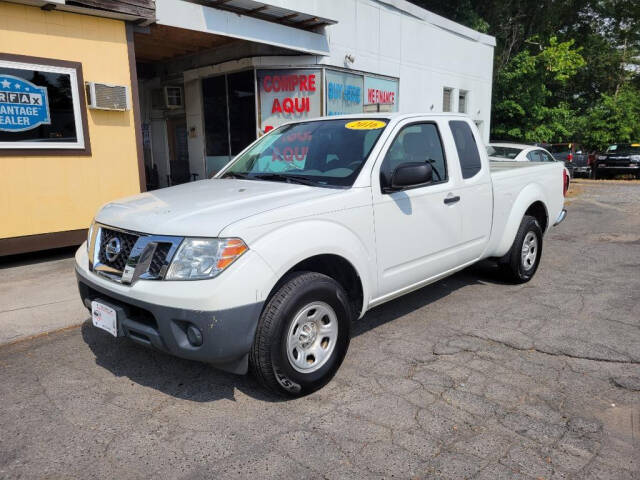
380;123;447;189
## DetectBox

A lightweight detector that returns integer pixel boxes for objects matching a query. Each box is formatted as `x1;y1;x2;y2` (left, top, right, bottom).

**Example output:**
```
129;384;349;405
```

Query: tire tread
250;271;343;395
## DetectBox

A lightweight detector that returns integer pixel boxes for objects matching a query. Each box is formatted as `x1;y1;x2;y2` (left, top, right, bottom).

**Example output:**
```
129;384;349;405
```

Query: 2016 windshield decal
345;120;386;130
0;74;51;132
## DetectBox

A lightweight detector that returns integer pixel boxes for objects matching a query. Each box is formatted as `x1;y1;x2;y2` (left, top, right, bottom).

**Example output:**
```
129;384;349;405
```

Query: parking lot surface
1;181;639;479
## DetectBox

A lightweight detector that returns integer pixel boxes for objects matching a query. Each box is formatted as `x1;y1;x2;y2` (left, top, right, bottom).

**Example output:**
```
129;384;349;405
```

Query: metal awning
156;0;331;56
199;0;337;30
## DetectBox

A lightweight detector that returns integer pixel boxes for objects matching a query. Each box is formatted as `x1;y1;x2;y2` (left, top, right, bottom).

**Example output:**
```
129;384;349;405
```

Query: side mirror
389;162;433;191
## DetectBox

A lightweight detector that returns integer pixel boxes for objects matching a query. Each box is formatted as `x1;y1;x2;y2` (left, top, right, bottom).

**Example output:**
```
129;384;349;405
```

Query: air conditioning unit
164;86;183;109
85;82;130;111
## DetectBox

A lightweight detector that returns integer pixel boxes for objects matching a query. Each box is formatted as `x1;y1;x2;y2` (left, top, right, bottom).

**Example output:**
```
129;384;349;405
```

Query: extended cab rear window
449;120;481;179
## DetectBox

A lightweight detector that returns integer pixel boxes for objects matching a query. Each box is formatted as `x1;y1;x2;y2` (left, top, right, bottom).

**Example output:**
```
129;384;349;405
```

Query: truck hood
95;179;337;237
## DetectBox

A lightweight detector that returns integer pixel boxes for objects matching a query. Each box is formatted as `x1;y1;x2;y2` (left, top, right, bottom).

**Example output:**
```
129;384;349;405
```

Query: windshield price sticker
345;120;387;130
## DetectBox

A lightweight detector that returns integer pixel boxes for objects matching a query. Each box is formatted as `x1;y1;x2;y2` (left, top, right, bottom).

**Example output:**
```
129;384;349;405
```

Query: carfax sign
0;74;50;132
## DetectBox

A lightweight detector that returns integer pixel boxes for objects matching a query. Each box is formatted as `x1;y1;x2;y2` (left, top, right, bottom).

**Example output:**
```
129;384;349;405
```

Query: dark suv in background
593;144;640;179
547;143;591;178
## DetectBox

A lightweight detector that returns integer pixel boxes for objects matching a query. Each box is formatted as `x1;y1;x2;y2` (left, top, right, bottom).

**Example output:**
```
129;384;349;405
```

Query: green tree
408;0;640;144
578;86;640;150
491;37;585;142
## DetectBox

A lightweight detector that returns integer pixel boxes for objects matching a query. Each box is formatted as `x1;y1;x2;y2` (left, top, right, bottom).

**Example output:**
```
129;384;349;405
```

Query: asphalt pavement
0;180;639;479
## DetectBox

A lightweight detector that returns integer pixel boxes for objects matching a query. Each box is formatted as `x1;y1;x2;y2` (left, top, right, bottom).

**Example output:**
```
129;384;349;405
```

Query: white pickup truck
76;113;567;396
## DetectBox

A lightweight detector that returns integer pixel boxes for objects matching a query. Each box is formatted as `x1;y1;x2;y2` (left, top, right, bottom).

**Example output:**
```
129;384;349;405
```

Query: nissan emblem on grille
105;237;122;262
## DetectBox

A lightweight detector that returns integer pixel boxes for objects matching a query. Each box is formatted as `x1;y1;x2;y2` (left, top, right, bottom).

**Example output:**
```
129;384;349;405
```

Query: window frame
379;120;449;194
443;87;453;113
458;90;468;114
0;53;91;156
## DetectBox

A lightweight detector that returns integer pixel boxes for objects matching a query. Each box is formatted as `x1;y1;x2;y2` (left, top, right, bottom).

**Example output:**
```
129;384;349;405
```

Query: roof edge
373;0;496;47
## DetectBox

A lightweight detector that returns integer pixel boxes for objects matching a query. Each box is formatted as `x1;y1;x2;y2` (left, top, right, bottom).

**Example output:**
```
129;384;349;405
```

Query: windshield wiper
252;173;319;187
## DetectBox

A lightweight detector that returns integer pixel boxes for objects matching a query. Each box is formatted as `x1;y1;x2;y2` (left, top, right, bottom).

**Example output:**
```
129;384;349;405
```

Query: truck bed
489;160;555;174
489;160;563;183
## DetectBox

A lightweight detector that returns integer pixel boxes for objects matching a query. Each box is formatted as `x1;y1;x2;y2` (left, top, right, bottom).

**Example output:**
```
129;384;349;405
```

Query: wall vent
86;82;130;111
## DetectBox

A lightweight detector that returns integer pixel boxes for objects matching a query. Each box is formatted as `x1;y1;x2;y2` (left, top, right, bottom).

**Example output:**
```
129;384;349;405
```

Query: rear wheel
250;271;352;397
499;215;543;284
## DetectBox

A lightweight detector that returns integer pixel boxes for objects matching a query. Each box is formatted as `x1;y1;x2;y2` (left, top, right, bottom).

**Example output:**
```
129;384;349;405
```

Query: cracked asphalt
1;180;639;479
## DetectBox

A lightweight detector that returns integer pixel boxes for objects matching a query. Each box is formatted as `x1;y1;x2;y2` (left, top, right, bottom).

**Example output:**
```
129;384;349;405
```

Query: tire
250;271;352;397
499;215;543;284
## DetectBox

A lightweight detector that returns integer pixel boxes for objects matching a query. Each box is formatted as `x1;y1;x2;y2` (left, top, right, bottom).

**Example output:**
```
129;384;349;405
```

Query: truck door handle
444;195;460;205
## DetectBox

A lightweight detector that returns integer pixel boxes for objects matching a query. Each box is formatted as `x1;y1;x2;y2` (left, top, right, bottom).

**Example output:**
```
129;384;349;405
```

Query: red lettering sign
367;88;395;105
262;74;317;93
271;97;310;115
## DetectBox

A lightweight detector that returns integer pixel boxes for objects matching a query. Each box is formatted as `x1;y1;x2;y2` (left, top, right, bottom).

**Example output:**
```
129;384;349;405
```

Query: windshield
487;145;522;159
607;144;640;155
219;118;388;187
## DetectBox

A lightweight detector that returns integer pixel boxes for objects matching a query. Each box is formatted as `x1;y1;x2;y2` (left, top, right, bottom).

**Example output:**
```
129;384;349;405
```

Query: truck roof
282;112;474;124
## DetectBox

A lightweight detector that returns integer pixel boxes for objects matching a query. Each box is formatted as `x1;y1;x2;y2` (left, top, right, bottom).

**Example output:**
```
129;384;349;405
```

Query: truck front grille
148;243;172;277
89;224;183;284
98;228;139;272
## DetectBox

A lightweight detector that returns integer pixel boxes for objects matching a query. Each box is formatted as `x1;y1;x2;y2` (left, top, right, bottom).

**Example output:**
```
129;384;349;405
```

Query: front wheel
250;271;352;397
499;215;543;284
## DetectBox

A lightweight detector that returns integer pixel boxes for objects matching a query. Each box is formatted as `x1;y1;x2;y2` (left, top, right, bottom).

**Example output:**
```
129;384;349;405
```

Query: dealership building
0;0;495;254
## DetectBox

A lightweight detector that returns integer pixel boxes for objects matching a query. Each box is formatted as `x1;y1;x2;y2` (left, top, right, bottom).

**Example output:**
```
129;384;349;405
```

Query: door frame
166;114;189;185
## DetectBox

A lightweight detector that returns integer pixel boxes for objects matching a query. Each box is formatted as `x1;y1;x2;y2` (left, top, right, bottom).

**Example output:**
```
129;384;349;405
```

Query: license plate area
91;300;119;337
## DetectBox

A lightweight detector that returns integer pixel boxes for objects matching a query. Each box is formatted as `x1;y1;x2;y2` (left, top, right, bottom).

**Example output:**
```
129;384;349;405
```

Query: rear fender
494;183;548;258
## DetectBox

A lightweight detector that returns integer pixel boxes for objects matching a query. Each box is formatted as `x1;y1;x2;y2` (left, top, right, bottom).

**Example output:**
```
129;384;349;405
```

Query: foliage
407;0;640;151
492;38;585;143
578;86;640;150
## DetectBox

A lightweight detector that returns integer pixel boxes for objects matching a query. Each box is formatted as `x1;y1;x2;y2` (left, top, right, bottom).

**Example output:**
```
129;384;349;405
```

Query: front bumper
75;244;275;374
78;272;263;374
595;163;640;174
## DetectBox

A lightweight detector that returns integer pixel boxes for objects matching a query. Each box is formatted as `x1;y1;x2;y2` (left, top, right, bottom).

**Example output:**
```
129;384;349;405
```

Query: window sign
0;55;89;152
325;70;363;116
364;76;399;112
258;69;321;134
0;75;50;131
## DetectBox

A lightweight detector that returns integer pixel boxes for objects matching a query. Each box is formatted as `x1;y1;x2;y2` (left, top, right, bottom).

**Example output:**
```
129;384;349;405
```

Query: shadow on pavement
81;260;505;402
352;260;505;337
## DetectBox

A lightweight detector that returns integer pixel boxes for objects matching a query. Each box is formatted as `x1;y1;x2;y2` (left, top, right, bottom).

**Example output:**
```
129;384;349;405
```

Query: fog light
186;324;203;346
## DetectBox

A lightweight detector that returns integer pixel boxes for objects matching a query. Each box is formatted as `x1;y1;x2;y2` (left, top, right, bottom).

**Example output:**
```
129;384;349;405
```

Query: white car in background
488;142;571;188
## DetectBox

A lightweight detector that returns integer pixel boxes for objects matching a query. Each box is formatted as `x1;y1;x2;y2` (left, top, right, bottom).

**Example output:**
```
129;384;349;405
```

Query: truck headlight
165;238;248;280
596;155;607;160
630;155;640;163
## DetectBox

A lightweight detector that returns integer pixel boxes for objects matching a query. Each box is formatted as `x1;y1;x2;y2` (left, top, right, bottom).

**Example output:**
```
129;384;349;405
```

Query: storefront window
0;55;88;153
364;76;399;113
326;70;364;116
228;71;256;155
257;69;321;134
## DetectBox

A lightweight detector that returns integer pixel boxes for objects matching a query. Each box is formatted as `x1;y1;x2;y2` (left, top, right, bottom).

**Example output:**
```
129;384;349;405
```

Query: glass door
202;70;256;177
